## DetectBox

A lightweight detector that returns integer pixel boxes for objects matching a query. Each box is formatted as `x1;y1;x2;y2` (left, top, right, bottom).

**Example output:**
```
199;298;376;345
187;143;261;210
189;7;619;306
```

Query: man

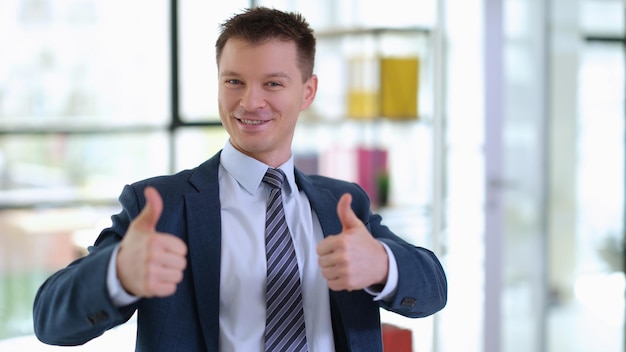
33;7;447;352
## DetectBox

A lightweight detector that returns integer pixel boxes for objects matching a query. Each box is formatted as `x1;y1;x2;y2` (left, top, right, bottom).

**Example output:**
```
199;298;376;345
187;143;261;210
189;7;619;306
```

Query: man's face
218;38;317;167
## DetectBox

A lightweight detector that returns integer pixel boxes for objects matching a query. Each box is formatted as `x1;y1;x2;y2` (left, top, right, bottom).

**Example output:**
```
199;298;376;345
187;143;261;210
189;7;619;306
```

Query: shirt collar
220;140;296;196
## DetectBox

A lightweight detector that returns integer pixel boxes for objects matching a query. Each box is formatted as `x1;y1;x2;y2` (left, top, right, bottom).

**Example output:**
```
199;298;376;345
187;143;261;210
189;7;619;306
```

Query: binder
380;57;419;119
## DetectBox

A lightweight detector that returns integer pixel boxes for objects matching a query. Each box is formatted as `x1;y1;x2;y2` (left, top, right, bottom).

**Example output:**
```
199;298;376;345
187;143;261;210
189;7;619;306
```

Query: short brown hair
215;7;316;81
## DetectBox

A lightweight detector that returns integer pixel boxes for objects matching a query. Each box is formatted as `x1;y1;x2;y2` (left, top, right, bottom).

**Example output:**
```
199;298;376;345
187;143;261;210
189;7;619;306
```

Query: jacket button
87;311;109;325
400;297;417;308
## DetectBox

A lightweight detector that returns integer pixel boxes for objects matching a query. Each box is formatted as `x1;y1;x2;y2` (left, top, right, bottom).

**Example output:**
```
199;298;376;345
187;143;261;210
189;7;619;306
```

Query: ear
300;74;318;111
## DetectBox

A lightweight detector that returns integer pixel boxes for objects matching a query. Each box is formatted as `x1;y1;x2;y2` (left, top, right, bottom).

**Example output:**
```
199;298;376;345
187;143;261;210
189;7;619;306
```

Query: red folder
382;323;412;352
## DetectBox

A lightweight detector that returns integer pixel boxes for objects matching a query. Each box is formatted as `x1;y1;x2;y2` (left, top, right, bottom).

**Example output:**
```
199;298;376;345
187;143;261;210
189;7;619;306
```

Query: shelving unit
291;18;446;352
293;23;443;241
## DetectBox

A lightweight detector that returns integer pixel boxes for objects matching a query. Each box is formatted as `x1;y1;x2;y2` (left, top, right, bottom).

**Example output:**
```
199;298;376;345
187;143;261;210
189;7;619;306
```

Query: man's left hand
316;193;389;291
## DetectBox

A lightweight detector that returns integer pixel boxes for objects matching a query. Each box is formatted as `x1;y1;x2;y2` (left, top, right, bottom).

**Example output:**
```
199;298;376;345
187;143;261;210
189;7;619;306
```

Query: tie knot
263;168;286;189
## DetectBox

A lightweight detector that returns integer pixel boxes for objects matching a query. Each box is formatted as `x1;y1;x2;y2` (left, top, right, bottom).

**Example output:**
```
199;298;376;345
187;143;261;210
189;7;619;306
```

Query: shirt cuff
107;244;140;307
365;242;399;302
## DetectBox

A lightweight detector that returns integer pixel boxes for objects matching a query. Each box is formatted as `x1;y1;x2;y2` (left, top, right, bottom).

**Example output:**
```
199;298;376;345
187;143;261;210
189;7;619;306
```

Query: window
0;0;247;345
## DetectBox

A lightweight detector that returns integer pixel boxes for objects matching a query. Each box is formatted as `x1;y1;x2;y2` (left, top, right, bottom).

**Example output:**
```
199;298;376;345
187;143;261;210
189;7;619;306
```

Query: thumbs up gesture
316;193;389;291
116;186;188;298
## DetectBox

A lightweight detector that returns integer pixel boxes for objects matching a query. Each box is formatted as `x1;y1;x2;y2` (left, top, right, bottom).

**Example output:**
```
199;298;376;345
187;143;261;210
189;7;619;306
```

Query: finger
135;186;163;232
146;280;179;298
153;243;188;270
143;258;185;296
320;267;339;282
317;249;339;269
157;234;188;257
316;236;333;256
336;193;361;231
156;266;186;285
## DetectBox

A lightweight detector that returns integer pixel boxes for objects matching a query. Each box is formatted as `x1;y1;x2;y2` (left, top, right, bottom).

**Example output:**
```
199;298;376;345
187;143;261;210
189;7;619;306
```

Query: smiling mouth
237;118;267;125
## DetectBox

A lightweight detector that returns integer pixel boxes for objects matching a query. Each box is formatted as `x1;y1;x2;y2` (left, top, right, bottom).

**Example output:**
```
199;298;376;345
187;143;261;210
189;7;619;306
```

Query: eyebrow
219;71;292;82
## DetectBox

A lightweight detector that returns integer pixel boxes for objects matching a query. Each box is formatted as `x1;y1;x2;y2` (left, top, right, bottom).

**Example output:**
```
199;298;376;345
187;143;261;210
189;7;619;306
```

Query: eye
225;79;242;86
266;81;283;88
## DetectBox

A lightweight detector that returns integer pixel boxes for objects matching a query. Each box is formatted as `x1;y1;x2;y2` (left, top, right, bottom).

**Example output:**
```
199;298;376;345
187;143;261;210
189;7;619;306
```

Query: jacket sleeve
377;232;448;318
32;185;141;346
302;172;448;318
353;186;448;318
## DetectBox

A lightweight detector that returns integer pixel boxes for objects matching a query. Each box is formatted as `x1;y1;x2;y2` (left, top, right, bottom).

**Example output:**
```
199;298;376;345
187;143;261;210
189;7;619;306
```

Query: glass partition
546;1;625;351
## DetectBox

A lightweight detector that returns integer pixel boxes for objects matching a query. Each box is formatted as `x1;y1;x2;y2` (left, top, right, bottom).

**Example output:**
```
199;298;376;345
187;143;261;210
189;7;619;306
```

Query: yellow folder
380;57;419;119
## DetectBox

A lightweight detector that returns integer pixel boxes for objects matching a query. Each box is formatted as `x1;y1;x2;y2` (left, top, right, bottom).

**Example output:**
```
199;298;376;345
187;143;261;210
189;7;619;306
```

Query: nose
240;85;266;111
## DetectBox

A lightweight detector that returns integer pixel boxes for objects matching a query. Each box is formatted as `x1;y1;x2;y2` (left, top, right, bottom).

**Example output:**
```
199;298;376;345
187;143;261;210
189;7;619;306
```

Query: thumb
337;193;361;232
135;186;163;232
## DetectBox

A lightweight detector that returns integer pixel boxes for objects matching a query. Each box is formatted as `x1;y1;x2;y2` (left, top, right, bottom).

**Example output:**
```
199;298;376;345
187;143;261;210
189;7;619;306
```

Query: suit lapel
185;152;222;351
295;170;342;238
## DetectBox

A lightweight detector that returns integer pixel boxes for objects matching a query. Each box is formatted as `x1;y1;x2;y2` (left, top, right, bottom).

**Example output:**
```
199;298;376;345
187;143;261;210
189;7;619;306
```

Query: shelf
298;112;434;125
0;120;223;136
0;125;165;136
0;187;119;209
315;26;432;39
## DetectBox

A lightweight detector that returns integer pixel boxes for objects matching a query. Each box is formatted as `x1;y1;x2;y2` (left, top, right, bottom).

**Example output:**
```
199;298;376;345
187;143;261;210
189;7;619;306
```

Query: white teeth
240;119;264;125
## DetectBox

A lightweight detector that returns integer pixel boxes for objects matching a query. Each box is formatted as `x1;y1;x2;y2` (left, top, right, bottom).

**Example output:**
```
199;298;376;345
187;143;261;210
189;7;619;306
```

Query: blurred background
0;0;623;351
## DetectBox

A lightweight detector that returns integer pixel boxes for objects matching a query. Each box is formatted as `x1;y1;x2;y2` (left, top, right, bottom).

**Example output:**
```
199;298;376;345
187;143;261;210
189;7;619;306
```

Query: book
380;57;419;119
346;56;379;119
356;147;388;208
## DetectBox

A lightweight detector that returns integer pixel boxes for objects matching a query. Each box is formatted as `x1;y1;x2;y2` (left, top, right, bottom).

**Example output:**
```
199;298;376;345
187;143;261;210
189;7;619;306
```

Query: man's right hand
116;186;188;298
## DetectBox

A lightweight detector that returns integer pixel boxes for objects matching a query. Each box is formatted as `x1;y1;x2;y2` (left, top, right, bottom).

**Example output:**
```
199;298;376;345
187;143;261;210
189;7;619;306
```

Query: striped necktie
263;168;308;352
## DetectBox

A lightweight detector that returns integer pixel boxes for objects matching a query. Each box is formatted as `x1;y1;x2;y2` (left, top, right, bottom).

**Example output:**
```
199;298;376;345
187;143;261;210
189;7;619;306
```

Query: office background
0;0;624;351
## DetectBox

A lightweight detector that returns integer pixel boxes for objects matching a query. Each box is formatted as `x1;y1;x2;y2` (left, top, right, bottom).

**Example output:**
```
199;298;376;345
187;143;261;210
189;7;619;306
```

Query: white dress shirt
107;140;399;352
